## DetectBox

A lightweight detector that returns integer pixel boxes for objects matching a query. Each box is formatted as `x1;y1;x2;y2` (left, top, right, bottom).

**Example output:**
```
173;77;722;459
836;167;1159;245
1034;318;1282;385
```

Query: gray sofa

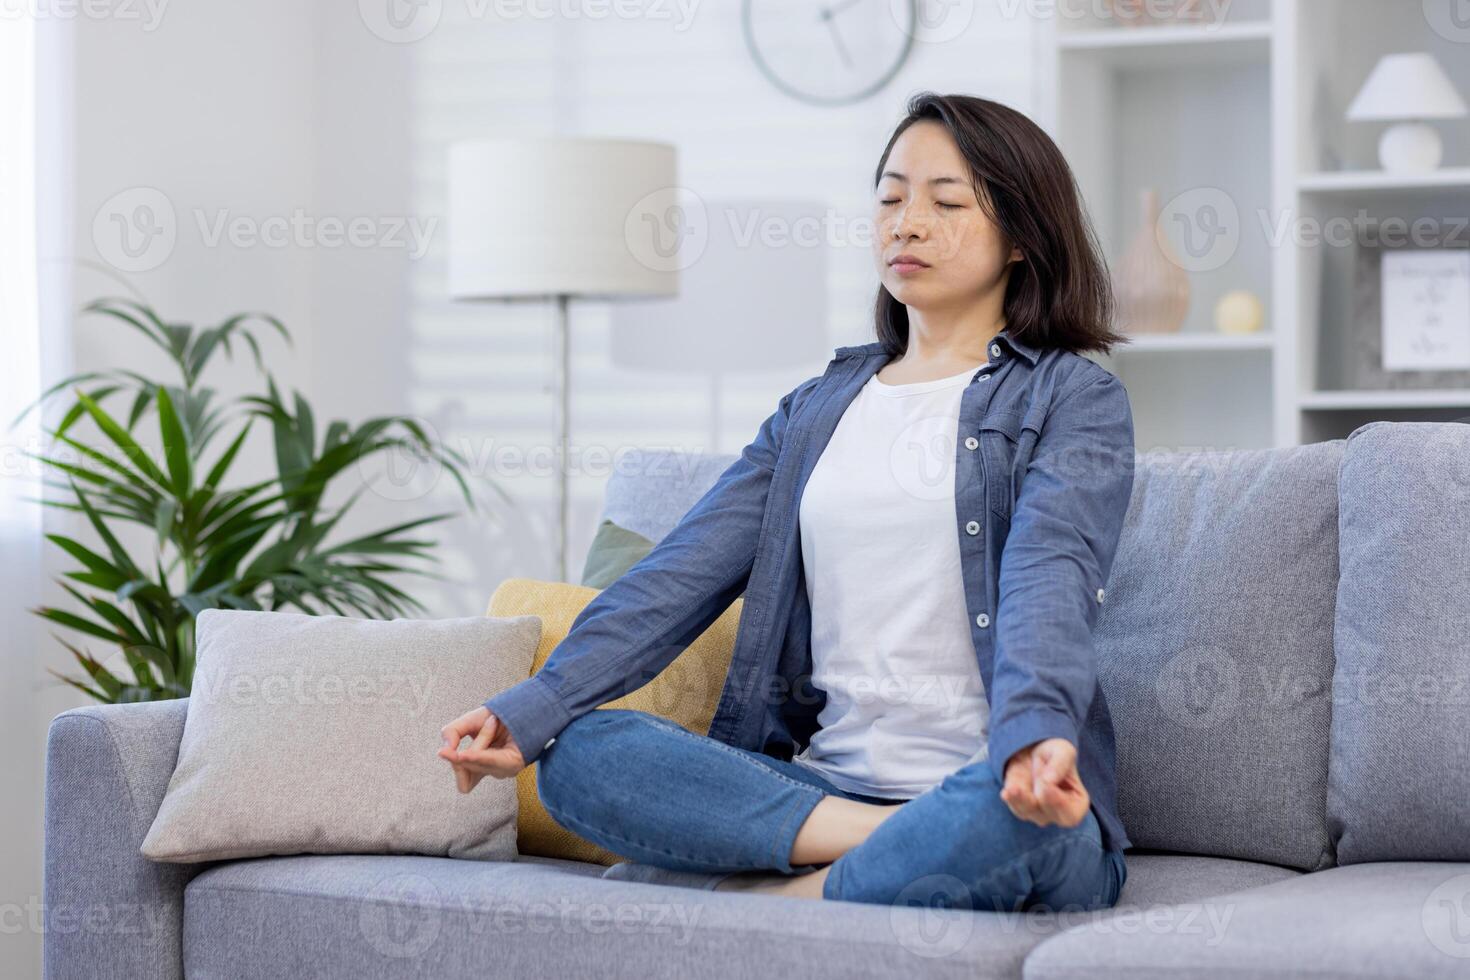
44;420;1470;978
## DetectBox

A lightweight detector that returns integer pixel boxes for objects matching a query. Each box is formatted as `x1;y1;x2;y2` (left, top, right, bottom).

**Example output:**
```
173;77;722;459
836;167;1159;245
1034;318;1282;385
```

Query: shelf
1301;389;1470;410
1112;331;1274;353
1298;169;1470;195
1056;21;1272;69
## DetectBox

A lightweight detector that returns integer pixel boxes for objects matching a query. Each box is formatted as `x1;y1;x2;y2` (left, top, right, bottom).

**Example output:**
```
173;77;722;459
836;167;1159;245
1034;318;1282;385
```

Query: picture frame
1344;240;1470;390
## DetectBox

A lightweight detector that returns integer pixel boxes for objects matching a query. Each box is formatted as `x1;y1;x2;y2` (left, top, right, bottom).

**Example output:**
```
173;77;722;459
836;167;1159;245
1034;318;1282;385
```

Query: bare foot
715;865;831;899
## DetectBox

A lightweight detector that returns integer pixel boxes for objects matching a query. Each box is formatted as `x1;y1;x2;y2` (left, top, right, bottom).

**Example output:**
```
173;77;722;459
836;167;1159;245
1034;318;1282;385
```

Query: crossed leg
535;708;1122;912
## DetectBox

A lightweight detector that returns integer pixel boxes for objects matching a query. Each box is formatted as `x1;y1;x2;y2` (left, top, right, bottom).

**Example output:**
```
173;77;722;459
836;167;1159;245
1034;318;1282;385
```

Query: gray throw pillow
141;608;540;863
1095;442;1342;871
1330;421;1470;863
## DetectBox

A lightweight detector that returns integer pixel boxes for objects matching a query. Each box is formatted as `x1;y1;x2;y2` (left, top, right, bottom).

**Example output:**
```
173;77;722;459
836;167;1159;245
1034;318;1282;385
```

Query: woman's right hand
438;706;527;792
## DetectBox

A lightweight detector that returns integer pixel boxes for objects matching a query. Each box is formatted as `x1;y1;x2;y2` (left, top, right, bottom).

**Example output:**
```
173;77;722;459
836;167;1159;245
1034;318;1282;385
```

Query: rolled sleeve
986;371;1135;780
482;373;822;767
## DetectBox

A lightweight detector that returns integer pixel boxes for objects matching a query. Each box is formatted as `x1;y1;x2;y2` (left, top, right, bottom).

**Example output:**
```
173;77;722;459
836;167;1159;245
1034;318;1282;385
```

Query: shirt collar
835;327;1041;366
994;327;1040;366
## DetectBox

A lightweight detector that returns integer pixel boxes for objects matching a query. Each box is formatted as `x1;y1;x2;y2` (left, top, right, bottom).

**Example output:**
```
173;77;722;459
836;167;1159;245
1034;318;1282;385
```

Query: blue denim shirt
485;326;1137;854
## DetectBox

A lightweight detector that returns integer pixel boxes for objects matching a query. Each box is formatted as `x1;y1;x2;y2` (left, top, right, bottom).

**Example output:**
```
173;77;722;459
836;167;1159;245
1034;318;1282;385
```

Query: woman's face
873;119;1021;312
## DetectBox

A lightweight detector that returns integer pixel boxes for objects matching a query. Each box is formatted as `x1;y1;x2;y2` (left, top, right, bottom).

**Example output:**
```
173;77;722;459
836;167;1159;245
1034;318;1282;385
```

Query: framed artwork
1345;241;1470;390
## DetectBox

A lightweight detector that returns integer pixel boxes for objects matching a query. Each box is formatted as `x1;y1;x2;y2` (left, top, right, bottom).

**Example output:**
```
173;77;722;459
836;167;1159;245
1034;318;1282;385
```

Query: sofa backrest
603;427;1468;871
603;449;739;543
1094;441;1343;872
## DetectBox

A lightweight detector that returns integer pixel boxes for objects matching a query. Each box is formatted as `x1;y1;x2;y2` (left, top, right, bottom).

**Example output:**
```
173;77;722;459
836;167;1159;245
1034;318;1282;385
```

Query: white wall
7;3;1040;973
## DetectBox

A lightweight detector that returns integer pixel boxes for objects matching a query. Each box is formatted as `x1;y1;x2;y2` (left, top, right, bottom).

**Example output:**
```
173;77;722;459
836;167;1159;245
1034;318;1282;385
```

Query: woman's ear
1009;246;1023;264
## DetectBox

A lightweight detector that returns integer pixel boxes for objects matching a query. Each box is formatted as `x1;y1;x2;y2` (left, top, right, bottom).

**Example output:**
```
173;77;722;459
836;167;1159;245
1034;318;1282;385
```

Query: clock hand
818;6;855;69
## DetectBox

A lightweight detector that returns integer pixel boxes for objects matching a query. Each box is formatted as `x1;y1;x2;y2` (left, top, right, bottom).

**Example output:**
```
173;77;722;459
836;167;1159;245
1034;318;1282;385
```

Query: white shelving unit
1038;0;1470;450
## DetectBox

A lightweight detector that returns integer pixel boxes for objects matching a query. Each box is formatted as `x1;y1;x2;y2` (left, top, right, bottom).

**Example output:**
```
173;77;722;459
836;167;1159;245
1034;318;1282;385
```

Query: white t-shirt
790;361;992;799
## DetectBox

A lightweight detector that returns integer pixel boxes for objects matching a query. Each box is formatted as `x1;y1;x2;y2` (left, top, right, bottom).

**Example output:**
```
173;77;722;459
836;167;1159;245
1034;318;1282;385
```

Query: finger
454;761;471;794
1039;768;1089;826
441;716;476;752
1018;758;1054;824
470;713;498;753
453;748;512;773
1002;768;1043;823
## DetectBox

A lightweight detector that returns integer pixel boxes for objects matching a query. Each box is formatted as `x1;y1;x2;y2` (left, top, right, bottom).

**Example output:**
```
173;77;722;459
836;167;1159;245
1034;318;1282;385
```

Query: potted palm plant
10;298;498;704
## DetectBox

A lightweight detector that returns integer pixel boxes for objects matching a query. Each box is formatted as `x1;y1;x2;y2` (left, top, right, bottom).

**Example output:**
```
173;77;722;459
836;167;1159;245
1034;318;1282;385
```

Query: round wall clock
742;0;917;107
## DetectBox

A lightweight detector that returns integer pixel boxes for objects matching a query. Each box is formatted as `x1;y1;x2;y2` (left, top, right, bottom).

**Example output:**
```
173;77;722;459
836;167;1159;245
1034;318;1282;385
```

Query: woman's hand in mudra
1000;737;1090;828
438;707;526;793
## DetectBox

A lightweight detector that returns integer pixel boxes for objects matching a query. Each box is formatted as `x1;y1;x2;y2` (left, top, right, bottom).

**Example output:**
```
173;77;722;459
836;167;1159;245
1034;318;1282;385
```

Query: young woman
439;92;1136;913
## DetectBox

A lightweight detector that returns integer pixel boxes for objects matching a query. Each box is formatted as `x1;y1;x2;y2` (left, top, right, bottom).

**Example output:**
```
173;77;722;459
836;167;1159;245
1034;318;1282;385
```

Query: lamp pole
551;293;570;583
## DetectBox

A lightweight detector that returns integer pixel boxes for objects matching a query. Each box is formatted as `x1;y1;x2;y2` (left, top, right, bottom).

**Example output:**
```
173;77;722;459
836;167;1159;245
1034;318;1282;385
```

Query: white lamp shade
1347;53;1468;121
448;138;680;300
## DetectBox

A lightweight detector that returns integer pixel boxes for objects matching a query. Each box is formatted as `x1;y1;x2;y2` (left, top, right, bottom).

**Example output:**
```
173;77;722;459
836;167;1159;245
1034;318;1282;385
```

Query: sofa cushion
1331;421;1470;863
579;518;656;589
486;578;743;867
141;609;539;864
1024;861;1470;979
1094;442;1343;871
181;852;1294;980
600;449;736;543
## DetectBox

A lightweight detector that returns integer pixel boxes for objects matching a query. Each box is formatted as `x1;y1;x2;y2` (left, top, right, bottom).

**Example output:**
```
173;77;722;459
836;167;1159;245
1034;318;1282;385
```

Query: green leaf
203;420;251;488
155;387;192;499
73;389;171;491
153;497;176;545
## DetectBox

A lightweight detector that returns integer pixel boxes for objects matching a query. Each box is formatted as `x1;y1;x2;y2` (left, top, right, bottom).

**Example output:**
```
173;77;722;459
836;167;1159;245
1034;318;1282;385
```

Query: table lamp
1347;53;1467;174
448;137;679;581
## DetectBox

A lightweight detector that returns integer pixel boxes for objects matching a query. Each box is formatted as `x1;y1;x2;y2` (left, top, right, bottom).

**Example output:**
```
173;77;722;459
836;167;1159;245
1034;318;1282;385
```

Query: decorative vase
1114;188;1191;334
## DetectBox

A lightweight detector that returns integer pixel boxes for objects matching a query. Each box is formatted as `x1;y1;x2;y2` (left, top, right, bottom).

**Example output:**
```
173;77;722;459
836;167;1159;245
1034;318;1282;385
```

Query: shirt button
1096;587;1106;603
964;436;978;450
965;520;980;535
989;342;1002;359
975;613;990;628
977;374;991;382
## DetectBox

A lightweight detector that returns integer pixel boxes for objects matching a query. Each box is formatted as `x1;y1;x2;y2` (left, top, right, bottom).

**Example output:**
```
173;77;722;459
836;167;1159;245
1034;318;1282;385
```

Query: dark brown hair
872;92;1126;358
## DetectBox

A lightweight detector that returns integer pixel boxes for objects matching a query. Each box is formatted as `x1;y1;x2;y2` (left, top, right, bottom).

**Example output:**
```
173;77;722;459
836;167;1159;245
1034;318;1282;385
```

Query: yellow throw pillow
485;578;743;865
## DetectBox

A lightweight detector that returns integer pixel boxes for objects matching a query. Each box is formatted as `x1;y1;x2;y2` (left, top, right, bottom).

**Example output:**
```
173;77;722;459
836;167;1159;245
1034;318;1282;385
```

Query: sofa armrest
44;699;201;980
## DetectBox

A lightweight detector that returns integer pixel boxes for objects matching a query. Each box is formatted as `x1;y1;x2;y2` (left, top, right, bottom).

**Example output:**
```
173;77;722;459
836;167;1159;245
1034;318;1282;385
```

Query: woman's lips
890;261;929;275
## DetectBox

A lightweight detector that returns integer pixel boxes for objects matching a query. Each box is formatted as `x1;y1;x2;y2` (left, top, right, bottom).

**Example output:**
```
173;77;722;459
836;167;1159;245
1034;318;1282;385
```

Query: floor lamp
448;137;679;582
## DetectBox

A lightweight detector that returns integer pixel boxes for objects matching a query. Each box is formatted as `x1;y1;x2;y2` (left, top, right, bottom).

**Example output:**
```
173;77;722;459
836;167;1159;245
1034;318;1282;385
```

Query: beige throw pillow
141;608;540;863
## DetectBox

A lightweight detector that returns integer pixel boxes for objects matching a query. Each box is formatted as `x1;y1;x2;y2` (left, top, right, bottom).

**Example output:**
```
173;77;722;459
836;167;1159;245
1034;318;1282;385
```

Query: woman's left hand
999;738;1090;828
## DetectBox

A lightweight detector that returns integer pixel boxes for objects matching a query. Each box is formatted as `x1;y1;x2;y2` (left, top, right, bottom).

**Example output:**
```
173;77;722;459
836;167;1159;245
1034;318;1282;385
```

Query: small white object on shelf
1346;53;1467;174
1214;290;1266;335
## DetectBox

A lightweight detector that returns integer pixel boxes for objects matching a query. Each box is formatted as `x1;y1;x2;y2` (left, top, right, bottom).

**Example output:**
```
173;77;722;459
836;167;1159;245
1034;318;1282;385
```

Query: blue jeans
535;708;1127;911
